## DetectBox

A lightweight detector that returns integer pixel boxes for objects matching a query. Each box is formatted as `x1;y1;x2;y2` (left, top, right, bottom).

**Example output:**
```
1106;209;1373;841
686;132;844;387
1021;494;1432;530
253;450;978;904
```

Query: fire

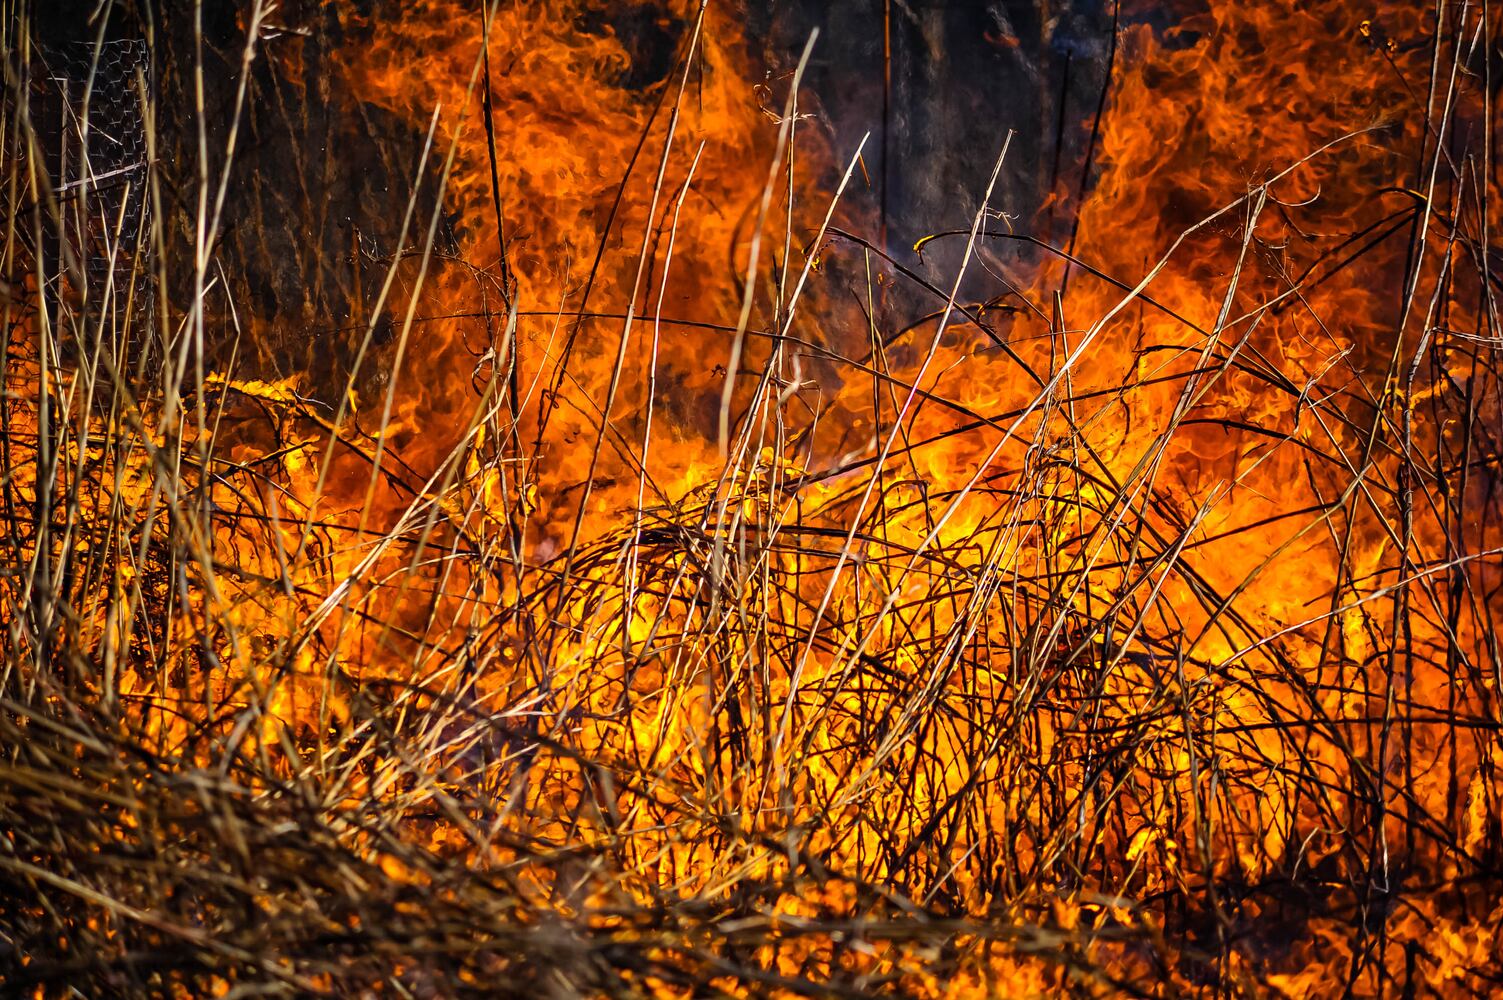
4;0;1502;995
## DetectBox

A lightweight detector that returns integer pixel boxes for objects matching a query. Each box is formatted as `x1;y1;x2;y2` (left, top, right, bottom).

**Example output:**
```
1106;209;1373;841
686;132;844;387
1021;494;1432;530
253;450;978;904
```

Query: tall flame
7;0;1501;994
247;0;1503;989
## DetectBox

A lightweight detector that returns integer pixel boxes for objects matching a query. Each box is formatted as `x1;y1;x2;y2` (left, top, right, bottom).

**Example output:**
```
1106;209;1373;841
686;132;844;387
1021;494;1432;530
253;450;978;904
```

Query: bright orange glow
5;0;1502;994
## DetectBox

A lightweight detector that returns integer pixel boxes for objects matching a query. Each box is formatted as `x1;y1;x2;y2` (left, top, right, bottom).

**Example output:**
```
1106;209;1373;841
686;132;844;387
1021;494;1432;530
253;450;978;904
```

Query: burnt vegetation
2;0;1502;996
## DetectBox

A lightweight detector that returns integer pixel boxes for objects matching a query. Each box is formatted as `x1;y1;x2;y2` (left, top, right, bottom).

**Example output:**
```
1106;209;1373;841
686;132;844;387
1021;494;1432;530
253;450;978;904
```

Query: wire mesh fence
31;35;152;355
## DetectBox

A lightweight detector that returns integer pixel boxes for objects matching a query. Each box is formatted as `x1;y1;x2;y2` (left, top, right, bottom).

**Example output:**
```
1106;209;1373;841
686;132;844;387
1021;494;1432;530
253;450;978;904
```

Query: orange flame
12;0;1499;993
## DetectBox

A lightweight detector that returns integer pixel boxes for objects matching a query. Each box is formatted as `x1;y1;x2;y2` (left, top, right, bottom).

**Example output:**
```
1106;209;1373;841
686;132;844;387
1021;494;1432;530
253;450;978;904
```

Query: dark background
27;0;1118;383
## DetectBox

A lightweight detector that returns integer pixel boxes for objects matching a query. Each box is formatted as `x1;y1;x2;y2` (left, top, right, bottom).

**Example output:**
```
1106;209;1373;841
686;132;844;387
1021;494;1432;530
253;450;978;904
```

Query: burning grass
3;0;1503;995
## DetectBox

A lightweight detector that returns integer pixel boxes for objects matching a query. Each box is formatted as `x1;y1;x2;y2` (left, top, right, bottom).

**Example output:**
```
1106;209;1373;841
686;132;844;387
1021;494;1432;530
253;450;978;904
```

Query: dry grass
2;1;1501;996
